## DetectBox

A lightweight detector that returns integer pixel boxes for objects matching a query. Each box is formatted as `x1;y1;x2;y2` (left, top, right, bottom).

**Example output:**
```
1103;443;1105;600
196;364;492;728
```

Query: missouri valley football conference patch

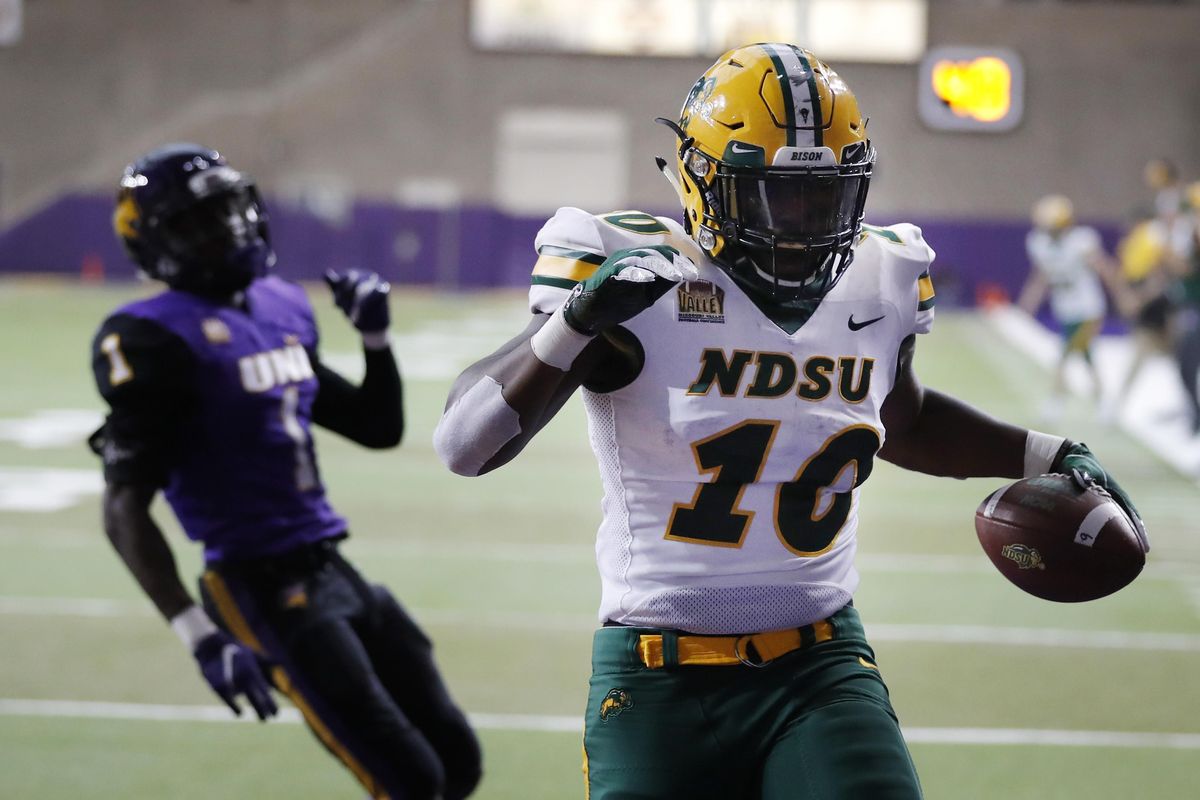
677;280;725;323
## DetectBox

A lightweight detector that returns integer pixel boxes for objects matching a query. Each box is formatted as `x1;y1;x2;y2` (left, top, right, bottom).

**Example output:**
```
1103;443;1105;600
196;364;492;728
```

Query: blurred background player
90;143;481;800
1165;182;1200;434
1110;209;1175;418
1144;157;1185;228
1112;173;1200;431
433;44;1145;799
1018;194;1124;422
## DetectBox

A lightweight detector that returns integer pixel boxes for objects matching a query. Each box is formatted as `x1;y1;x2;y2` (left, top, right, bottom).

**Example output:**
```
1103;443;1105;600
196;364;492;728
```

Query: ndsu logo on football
677;280;725;324
1001;543;1046;570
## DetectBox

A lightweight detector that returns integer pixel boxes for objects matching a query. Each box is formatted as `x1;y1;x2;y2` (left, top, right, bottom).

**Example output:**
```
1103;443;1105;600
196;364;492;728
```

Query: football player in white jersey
434;44;1147;799
1018;194;1124;420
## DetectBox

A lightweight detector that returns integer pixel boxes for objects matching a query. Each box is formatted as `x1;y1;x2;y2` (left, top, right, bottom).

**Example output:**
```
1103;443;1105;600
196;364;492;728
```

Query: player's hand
563;245;698;335
1051;441;1149;552
193;631;278;721
324;269;390;333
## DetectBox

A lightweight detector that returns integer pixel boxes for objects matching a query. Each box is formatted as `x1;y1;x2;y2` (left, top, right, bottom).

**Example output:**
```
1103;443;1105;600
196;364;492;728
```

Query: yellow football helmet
658;43;874;300
1031;194;1074;232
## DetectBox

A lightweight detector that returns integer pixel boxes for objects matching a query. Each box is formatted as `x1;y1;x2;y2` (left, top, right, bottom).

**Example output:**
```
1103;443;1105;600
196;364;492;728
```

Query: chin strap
655;117;727;249
654;157;687;209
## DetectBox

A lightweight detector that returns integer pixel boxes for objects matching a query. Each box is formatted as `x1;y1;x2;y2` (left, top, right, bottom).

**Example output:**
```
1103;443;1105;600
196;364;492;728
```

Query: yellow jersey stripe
917;271;936;311
532;249;603;284
917;272;935;302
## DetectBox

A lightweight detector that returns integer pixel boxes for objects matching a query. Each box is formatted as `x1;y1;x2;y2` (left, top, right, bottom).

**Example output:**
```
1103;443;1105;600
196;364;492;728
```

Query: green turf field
1;279;1198;799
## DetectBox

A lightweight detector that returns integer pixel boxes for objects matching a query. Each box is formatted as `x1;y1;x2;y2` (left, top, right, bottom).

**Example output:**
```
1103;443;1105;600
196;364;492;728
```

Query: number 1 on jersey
280;386;318;491
665;420;780;547
99;333;134;386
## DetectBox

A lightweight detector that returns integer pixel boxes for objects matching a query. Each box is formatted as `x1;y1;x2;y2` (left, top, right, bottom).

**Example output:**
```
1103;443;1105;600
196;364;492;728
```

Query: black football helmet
113;143;274;296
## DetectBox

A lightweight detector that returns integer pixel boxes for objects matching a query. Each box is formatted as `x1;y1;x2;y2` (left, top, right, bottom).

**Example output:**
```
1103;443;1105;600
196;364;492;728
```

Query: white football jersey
1025;226;1107;324
530;207;935;634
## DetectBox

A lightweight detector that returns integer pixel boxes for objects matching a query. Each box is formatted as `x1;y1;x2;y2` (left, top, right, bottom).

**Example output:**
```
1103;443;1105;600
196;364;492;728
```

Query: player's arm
102;482;193;618
313;270;404;448
879;335;1026;478
1016;268;1049;315
91;316;276;719
879;335;1148;549
1086;244;1138;317
434;246;697;476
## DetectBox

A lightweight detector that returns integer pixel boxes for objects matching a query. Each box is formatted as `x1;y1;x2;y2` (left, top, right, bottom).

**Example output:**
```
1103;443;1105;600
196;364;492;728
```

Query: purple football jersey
117;276;346;560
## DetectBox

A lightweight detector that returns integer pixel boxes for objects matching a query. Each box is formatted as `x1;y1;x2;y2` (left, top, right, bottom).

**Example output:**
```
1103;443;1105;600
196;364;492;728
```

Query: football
975;473;1145;602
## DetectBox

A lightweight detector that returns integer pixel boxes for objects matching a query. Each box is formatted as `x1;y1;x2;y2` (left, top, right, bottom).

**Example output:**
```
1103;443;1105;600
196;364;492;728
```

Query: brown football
974;474;1145;602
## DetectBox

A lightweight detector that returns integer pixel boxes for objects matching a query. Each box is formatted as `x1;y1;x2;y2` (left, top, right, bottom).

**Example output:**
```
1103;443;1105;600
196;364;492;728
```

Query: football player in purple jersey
91;143;480;799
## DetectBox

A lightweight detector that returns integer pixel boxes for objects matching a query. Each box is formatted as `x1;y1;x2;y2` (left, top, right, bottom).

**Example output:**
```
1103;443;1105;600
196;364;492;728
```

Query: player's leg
1111;328;1155;417
759;674;922;800
756;623;922;800
348;568;482;800
1175;314;1200;433
755;605;921;799
201;564;448;800
582;627;749;800
1041;339;1070;422
1073;319;1104;400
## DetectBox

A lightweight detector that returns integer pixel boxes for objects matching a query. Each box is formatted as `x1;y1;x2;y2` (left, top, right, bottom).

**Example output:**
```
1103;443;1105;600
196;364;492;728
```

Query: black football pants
199;537;482;799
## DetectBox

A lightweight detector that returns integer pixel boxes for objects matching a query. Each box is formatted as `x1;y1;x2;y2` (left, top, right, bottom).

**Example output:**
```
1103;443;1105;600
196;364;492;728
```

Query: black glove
563;245;697;335
324;269;391;334
193;631;278;721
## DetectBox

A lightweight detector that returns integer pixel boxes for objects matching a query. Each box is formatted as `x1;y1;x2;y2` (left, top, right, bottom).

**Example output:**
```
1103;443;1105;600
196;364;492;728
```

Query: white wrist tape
433;375;523;476
1024;430;1066;478
529;305;594;371
361;330;390;351
169;605;219;651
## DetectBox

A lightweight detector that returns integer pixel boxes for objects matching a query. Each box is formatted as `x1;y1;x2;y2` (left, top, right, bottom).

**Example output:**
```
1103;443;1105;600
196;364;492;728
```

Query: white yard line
3;595;1199;652
0;596;151;617
1;698;1197;748
864;623;1200;652
901;727;1200;750
4;530;1196;581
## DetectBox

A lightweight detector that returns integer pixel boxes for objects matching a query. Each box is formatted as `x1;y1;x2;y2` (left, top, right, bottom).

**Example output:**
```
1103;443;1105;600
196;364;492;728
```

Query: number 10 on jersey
664;420;881;556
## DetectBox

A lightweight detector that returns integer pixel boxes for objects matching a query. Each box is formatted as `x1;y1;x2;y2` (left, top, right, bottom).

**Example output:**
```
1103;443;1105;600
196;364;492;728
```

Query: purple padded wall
0;193;1123;328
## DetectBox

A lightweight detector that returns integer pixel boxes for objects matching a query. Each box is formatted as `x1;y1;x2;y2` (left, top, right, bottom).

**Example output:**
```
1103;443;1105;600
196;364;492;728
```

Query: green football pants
582;605;922;799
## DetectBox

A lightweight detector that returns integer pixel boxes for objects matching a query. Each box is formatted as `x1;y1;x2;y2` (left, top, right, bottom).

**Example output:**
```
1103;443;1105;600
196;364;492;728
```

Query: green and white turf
0;280;1197;799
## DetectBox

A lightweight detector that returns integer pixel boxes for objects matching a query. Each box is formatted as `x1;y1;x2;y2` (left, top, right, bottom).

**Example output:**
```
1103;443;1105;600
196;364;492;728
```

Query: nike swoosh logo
847;314;885;331
729;143;758;154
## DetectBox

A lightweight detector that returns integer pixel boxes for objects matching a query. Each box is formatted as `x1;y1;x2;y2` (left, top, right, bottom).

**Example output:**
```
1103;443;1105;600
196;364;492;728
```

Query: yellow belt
636;619;835;669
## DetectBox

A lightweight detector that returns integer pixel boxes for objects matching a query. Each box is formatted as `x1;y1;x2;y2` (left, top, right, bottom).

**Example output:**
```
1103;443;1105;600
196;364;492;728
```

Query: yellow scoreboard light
918;46;1024;132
